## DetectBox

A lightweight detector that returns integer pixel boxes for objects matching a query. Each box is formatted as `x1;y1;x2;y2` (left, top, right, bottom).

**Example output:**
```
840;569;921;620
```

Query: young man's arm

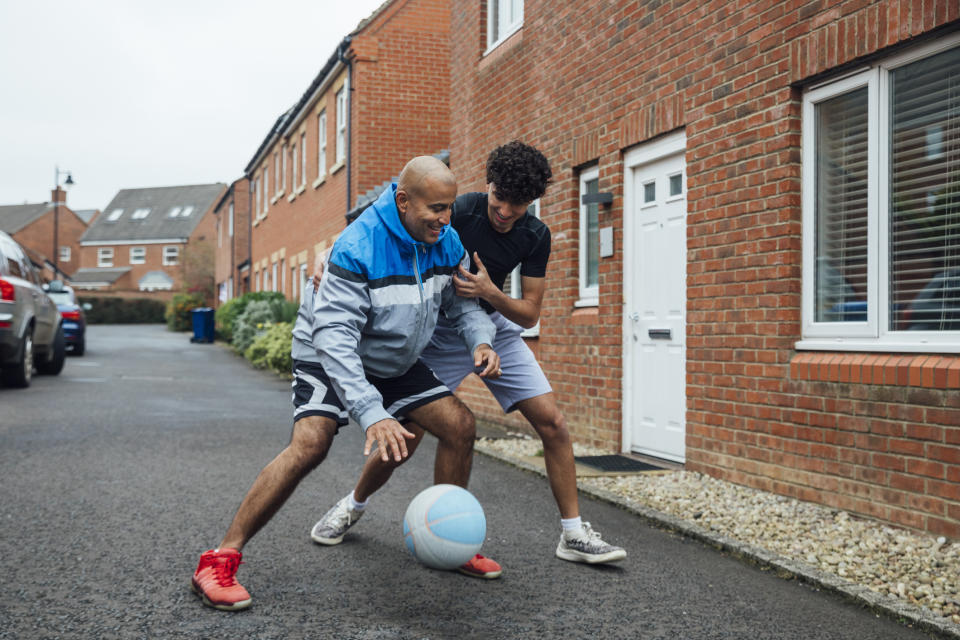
455;251;545;329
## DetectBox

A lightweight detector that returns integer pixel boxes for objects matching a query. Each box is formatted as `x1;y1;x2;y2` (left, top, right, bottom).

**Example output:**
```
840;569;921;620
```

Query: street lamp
53;166;74;274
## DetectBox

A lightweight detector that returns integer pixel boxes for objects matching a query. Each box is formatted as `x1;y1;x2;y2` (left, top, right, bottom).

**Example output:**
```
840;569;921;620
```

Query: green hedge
78;297;167;324
166;293;206;332
215;291;296;343
244;322;293;375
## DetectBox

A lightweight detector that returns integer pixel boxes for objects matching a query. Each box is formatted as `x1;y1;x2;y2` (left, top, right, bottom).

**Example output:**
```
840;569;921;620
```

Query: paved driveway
0;324;942;639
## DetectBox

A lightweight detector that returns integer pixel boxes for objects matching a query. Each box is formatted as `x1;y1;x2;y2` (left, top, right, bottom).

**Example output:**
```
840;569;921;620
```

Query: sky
0;0;388;212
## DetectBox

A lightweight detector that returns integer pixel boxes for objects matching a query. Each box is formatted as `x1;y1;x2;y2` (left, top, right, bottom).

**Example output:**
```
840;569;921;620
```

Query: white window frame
162;245;179;266
59;246;70;263
130;246;146;265
317;110;327;178
486;0;524;53
300;263;308;301
300;132;307;187
508;199;541;336
97;247;113;267
282;144;288;193
106;208;123;222
291;264;298;300
798;34;960;353
228;202;234;237
131;207;151;220
577;165;600;307
291;144;298;194
263;167;269;213
271;261;278;292
275;151;282;196
335;86;347;164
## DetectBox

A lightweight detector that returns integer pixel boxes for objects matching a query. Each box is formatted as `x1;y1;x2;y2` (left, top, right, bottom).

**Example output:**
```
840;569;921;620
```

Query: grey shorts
421;312;552;413
291;359;452;426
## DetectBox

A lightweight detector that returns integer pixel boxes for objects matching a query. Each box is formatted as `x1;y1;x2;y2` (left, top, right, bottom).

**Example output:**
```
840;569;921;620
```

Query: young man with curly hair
311;142;626;577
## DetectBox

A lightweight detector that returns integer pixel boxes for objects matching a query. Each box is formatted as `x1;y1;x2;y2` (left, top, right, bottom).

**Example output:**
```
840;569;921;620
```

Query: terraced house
448;0;960;536
239;0;450;305
0;187;87;280
74;184;225;300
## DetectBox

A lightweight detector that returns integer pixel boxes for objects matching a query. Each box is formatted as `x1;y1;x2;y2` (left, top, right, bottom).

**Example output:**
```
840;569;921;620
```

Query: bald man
190;156;501;611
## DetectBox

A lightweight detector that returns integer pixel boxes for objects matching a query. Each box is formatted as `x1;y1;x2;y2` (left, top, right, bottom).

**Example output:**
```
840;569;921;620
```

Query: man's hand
455;252;496;300
474;343;501;379
364;418;417;462
312;252;326;292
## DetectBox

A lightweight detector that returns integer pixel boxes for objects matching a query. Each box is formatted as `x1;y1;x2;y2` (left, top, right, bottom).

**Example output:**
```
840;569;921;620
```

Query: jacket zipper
411;245;426;363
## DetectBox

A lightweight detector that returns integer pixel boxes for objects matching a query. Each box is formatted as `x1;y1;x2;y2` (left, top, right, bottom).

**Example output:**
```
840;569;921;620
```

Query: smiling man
190;156;501;611
311;142;625;579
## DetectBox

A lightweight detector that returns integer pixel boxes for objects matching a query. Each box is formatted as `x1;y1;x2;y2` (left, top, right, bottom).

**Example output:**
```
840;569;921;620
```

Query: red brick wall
450;0;960;535
213;178;251;304
247;0;451;302
12;207;86;278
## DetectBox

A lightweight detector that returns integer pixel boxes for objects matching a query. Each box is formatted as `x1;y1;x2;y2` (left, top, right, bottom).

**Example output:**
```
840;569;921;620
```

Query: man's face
397;177;457;244
486;183;531;233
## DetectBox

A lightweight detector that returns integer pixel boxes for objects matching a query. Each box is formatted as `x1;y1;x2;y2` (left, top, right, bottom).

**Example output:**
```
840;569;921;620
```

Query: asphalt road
0;324;944;639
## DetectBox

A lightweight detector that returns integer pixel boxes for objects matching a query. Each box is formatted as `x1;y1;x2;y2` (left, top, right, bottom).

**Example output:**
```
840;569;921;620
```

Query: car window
47;291;74;304
0;237;24;279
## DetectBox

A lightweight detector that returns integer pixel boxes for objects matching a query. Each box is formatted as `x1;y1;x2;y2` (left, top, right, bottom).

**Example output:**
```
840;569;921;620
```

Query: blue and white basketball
403;484;486;570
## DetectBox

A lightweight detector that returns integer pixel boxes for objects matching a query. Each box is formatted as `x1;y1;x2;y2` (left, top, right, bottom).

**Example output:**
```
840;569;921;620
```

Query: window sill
272;192;283;204
287;192;296;203
796;338;960;354
574;297;598;308
313;175;326;189
330;160;345;175
296;184;306;196
252;217;260;227
791;352;960;389
483;23;523;57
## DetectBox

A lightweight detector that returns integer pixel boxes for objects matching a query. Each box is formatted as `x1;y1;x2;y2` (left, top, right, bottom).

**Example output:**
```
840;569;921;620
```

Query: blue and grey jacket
291;184;496;431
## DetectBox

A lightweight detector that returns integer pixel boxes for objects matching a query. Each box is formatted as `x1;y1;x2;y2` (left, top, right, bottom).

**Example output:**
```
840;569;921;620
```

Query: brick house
240;0;450;303
448;1;960;536
0;188;88;279
74;184;225;300
212;178;252;304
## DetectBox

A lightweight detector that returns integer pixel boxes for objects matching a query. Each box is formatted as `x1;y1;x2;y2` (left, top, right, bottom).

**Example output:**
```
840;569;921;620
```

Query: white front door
622;132;687;462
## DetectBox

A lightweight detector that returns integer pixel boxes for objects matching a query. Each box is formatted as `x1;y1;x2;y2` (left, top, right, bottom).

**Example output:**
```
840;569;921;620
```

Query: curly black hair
485;141;552;205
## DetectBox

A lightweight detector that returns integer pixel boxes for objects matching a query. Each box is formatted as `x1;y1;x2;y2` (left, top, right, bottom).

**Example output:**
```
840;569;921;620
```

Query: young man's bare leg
221;415;339;551
406;395;476;487
353;423;426;502
515;392;579;519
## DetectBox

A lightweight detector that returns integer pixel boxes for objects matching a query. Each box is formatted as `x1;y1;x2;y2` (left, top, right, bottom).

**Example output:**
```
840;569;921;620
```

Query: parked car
902;267;960;331
44;280;86;355
0;231;65;387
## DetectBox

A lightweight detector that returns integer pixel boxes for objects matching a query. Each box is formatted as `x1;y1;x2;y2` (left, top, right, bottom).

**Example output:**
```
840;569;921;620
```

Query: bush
215;291;290;342
231;300;281;353
78;297;167;324
166;293;206;332
244;322;293;375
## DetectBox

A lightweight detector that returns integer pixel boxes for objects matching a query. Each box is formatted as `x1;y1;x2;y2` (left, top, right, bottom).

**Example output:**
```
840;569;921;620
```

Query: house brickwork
243;0;450;303
213;178;251;304
0;189;87;279
450;0;960;536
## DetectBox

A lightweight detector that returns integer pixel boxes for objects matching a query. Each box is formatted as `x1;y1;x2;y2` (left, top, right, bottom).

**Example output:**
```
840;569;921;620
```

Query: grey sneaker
311;494;363;545
556;522;626;564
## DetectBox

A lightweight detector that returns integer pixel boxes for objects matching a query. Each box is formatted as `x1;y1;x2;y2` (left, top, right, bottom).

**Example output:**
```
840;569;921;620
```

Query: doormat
573;455;664;473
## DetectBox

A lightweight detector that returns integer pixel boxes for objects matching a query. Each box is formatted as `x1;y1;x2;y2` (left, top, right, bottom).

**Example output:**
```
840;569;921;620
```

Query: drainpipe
338;37;353;214
247;177;253;293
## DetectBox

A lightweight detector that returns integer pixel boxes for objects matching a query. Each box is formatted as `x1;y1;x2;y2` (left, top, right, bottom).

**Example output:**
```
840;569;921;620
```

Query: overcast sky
0;0;388;212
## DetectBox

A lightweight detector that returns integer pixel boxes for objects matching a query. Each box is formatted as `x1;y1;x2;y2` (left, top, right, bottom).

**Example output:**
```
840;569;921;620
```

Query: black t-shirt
451;192;551;314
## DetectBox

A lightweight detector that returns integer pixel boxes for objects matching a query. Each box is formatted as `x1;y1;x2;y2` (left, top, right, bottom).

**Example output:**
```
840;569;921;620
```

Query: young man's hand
365;418;416;462
473;343;502;379
455;252;496;301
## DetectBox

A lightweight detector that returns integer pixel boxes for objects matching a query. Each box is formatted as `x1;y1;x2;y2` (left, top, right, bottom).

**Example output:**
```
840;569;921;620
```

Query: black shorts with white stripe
291;358;452;427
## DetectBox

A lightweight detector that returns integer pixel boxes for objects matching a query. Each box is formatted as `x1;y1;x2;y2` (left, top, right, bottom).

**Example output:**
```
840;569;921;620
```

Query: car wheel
73;336;85;356
1;328;33;388
37;324;66;376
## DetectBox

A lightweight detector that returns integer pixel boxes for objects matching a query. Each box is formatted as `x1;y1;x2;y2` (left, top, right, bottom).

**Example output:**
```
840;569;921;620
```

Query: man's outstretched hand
365;418;417;462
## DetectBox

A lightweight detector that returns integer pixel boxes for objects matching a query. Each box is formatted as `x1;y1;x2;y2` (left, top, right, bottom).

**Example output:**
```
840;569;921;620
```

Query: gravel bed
475;435;960;628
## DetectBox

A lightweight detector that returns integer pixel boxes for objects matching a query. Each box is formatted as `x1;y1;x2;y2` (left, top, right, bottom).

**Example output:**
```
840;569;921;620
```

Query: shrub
165;293;206;332
231;300;280;353
244;322;293;375
215;291;289;342
78;297;167;324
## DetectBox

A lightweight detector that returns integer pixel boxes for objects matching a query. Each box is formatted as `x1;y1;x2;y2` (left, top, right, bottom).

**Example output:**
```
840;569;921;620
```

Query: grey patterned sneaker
311;494;364;545
556;522;626;564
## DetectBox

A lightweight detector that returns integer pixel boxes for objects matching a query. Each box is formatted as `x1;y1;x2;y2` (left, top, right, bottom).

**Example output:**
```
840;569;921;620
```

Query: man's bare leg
516;393;579;519
353;394;475;500
221;415;338;551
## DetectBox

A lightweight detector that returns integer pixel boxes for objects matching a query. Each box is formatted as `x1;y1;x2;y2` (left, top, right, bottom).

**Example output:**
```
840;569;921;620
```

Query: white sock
349;491;368;512
561;516;582;533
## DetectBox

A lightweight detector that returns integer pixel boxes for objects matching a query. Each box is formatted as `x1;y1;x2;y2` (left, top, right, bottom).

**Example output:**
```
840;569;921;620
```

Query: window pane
643;181;656;203
814;88;869;322
586;178;599;288
669;173;682;196
889;45;960;331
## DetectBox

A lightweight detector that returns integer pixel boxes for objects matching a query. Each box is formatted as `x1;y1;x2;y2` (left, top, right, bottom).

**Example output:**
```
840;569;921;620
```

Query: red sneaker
457;553;502;579
191;548;252;611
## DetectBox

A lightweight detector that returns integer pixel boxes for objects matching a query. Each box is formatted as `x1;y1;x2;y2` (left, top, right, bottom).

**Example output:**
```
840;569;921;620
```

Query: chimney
51;187;67;204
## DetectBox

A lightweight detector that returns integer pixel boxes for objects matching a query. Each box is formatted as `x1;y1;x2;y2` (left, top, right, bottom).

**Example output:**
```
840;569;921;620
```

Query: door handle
629;312;640;322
